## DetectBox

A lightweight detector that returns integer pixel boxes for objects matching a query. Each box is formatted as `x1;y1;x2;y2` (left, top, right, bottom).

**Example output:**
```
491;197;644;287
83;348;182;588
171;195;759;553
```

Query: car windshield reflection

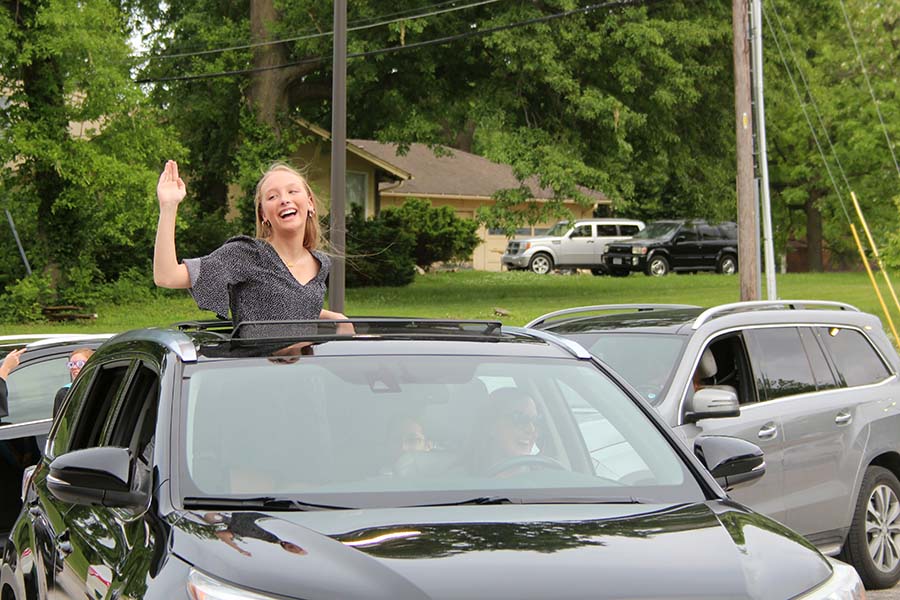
181;356;704;508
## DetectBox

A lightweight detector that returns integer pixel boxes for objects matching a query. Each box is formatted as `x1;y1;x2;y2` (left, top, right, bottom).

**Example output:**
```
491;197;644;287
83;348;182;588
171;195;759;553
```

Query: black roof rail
172;319;234;333
526;304;700;329
691;300;860;330
229;318;503;341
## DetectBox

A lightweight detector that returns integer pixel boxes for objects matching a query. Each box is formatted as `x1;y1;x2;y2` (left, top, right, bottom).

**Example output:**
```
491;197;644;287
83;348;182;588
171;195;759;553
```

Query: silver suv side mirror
684;386;740;423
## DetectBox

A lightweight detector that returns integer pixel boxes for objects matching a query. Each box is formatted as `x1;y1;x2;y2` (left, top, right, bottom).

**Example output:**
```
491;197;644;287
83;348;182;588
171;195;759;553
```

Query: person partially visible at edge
53;348;94;419
0;348;25;419
153;160;350;337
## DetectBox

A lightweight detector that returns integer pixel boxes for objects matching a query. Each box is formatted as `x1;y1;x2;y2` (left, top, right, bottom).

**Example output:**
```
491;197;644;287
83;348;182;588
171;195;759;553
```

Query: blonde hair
253;162;322;251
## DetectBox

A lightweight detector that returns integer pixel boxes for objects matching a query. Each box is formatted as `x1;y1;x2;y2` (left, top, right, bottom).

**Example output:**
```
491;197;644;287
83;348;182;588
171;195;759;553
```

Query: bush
0;273;55;323
380;199;481;270
97;267;157;305
344;206;416;288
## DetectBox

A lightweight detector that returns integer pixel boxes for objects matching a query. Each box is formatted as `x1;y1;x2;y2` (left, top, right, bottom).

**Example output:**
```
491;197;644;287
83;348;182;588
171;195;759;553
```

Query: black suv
603;220;738;276
1;320;863;599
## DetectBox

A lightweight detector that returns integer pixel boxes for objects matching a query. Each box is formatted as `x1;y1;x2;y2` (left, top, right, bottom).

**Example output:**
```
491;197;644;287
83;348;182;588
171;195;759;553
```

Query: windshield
180;355;703;508
563;334;686;405
632;222;679;240
544;221;570;237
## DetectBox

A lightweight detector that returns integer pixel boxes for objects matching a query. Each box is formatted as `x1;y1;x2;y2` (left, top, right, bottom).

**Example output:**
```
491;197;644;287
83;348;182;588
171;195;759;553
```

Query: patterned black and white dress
184;236;330;337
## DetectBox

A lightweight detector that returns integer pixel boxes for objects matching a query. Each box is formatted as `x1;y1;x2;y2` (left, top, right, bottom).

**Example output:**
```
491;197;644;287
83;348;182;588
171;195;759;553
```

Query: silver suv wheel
529;254;553;275
867;483;900;573
841;465;900;588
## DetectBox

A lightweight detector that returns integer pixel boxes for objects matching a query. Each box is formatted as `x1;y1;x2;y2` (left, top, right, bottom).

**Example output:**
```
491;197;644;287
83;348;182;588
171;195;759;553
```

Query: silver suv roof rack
526;304;700;329
691;300;860;330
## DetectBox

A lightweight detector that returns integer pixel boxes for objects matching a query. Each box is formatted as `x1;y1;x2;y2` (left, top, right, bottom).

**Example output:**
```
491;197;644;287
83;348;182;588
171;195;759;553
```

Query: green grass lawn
0;270;896;335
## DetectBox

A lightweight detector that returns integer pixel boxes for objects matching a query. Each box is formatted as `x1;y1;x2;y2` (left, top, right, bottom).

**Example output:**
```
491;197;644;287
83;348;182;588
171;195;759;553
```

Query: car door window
68;362;131;451
745;328;818;400
106;364;160;463
597;225;617;237
569;225;593;238
698;225;720;240
818;327;891;387
798;328;838;391
619;225;640;236
3;356;70;425
676;227;698;242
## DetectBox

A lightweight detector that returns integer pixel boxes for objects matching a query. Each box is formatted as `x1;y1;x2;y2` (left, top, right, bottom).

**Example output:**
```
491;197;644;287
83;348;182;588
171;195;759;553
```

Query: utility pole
329;0;347;314
733;0;760;301
750;0;777;299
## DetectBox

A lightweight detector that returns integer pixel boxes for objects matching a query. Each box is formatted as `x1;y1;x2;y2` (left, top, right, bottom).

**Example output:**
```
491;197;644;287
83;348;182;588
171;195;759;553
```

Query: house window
346;171;367;217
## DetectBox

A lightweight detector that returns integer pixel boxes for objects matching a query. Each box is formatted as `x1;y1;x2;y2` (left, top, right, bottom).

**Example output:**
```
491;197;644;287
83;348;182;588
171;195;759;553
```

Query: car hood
172;501;830;600
609;238;667;248
514;236;560;245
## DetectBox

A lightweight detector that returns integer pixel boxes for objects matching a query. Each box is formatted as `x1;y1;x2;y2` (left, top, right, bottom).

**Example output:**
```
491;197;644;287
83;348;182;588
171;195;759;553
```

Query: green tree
137;1;740;240
0;0;183;302
762;0;900;270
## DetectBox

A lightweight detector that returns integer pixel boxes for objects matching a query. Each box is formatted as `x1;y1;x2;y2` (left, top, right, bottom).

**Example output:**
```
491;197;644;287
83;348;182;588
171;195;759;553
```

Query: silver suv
528;301;900;589
502;218;645;275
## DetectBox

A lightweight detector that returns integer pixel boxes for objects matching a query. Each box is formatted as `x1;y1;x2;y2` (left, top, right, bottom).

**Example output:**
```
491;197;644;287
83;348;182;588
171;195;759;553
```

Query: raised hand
157;160;187;209
0;348;24;381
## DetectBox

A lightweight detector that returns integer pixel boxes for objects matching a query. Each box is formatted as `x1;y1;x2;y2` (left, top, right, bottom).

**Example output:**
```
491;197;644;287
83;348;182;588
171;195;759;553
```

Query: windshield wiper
418;495;662;507
182;496;351;511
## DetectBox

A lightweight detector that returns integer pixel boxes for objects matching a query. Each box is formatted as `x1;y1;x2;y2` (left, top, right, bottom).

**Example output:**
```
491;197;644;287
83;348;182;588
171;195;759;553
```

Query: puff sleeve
183;236;259;320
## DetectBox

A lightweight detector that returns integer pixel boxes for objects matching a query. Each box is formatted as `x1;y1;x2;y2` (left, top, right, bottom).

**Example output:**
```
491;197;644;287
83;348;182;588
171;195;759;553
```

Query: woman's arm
153;160;191;289
320;309;354;335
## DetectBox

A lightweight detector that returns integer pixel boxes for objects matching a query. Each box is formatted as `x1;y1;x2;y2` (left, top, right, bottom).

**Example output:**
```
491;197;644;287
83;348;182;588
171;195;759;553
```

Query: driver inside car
469;388;546;477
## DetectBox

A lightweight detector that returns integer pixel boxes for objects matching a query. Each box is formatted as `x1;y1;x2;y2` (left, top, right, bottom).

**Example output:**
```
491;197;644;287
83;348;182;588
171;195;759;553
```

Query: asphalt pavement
872;585;900;599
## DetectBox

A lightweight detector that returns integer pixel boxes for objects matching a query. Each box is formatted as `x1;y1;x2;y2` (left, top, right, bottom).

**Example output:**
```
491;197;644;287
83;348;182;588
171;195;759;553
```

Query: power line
836;0;900;182
136;0;505;62
136;0;651;84
763;2;853;225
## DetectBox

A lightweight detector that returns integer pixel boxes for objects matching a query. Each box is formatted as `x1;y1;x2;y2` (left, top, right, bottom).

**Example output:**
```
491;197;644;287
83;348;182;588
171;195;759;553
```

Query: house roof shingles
348;140;607;203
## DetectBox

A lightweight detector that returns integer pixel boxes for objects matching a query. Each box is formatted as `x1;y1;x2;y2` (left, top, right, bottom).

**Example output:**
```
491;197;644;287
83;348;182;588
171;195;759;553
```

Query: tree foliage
0;0;183;303
380;199;481;269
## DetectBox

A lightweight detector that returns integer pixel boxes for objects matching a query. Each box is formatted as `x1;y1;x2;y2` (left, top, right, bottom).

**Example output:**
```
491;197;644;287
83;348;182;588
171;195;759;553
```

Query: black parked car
0;336;109;551
1;320;864;599
603;219;738;276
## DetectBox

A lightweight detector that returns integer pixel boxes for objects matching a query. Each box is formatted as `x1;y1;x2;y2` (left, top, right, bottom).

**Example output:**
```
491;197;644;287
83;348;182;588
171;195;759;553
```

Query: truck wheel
528;253;554;275
645;255;669;277
717;255;738;275
840;466;900;589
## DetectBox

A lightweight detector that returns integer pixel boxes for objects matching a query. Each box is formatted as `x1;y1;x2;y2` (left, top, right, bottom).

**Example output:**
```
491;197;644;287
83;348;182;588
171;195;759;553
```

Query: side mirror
684;386;740;423
694;436;765;491
47;447;149;509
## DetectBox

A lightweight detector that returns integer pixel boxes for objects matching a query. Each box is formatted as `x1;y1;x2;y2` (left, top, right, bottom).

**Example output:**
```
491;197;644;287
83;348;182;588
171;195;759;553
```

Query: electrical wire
836;0;900;181
763;2;853;225
136;0;652;84
136;0;506;62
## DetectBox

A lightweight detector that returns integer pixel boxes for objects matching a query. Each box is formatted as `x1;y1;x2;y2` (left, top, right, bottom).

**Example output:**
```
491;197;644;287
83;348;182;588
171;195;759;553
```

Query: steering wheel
487;455;568;477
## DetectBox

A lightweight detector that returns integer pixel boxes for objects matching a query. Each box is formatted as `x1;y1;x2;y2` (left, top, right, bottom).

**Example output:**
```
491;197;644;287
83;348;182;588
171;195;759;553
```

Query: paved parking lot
872;585;900;599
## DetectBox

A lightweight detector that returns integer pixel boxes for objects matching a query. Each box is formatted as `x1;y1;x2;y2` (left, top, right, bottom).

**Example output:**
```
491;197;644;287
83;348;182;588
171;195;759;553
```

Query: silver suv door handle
758;423;778;440
835;411;853;426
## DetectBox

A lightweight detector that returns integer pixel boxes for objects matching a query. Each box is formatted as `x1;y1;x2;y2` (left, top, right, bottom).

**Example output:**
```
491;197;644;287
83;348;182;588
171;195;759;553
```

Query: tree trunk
247;0;291;130
806;193;824;272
